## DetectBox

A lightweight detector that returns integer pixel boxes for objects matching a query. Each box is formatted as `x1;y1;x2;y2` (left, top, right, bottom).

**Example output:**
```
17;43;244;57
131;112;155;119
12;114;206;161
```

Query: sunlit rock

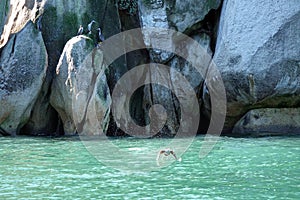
209;0;300;132
0;21;47;135
168;0;221;32
50;35;111;135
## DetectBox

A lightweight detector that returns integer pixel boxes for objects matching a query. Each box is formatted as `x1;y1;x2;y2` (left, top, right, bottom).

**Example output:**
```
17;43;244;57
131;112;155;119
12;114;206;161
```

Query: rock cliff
0;0;299;137
212;0;300;134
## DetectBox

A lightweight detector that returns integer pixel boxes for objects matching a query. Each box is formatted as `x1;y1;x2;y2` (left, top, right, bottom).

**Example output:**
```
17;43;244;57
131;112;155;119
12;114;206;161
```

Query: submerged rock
0;21;47;135
210;0;300;132
233;108;300;137
50;35;111;135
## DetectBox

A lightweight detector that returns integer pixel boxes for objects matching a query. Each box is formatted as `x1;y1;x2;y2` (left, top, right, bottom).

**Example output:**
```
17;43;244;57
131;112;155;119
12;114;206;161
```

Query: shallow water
0;136;299;199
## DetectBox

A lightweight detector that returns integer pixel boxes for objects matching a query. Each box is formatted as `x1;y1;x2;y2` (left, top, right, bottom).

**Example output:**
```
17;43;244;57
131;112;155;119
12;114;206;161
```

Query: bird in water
77;25;83;36
158;149;178;160
156;148;182;166
88;20;96;35
97;27;105;42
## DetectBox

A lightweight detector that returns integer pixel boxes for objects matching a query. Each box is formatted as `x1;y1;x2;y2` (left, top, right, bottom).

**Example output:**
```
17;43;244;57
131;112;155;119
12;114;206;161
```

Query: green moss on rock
118;0;138;15
42;6;58;39
63;12;78;41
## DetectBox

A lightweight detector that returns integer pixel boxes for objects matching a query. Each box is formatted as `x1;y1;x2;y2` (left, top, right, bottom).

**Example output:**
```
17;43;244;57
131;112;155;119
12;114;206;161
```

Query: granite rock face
137;0;216;136
168;0;221;33
233;108;300;137
210;0;300;132
0;0;122;136
50;36;111;135
0;0;44;48
0;21;47;135
1;0;299;137
138;0;174;63
42;0;122;70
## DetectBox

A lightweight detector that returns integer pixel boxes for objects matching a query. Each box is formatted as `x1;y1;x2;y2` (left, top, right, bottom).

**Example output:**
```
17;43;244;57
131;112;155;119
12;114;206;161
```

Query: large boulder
50;36;111;135
0;21;47;136
233;108;300;137
211;0;300;132
0;0;123;136
42;0;122;135
0;0;61;136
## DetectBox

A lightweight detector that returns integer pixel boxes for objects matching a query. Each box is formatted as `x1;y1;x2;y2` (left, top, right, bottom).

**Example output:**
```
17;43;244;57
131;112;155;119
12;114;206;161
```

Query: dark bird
97;27;105;42
37;15;42;32
77;25;83;36
88;20;96;34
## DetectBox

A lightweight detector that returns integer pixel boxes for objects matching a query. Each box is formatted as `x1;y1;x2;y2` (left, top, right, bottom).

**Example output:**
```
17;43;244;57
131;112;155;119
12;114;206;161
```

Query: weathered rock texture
0;0;45;48
41;0;122;71
138;0;218;136
167;0;221;33
1;0;123;136
0;0;299;137
233;108;300;137
40;0;122;135
50;36;111;135
0;21;47;135
211;0;300;133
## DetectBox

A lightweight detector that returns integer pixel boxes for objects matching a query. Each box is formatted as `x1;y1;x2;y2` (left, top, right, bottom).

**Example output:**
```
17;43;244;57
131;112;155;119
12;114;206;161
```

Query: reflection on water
0;136;299;199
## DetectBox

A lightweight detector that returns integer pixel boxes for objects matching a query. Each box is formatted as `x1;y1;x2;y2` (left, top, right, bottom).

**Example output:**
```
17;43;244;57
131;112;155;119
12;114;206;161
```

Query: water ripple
0;136;299;199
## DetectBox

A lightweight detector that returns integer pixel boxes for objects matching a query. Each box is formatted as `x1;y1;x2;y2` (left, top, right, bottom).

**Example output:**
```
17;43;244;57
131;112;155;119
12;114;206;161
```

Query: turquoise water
0;136;299;199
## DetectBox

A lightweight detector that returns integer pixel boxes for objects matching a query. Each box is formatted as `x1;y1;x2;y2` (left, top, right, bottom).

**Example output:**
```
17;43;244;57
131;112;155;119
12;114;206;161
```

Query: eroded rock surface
1;0;299;137
168;0;221;33
50;36;111;135
211;0;300;132
233;108;300;137
0;21;47;135
138;0;216;136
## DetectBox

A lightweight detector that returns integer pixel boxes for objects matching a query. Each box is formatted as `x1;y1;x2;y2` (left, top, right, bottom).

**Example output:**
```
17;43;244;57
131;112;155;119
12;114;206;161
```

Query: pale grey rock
37;0;121;135
50;36;111;135
168;0;221;32
137;0;218;136
0;21;47;135
138;0;174;63
233;108;300;136
210;0;300;131
143;33;212;136
170;33;212;92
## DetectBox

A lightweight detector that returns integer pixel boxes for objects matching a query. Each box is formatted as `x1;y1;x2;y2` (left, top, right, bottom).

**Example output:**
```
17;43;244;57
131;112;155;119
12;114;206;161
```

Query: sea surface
0;136;299;199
